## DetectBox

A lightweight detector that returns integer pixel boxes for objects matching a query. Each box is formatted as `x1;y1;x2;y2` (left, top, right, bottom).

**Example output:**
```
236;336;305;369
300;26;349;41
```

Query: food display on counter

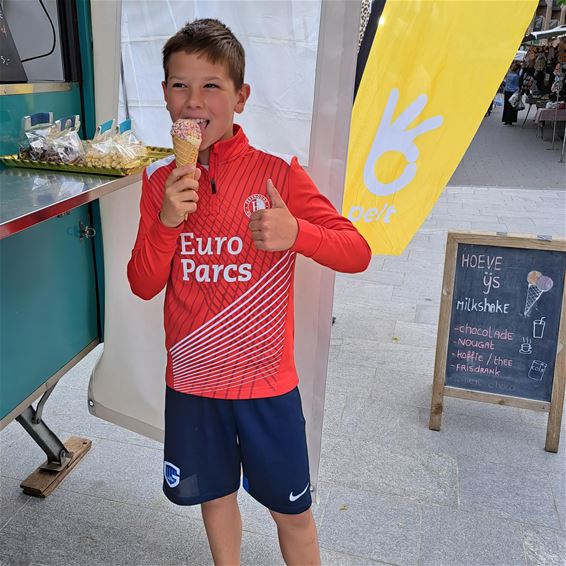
83;118;147;169
20;114;85;164
1;113;172;176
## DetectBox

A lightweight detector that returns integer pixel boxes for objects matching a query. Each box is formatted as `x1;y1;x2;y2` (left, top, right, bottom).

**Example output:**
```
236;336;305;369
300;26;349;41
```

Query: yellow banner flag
343;0;537;255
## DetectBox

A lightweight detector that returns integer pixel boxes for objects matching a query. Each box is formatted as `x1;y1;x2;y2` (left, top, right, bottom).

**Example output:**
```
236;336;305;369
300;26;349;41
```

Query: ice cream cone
171;119;202;220
172;135;200;168
524;283;543;316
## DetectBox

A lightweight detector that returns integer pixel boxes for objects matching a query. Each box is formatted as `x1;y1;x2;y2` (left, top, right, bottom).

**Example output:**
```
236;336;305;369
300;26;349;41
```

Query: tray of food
1;114;174;177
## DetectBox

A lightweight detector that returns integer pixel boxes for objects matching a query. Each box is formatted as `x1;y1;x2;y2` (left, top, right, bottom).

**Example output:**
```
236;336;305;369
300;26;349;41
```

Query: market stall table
521;96;548;128
0;166;139;495
535;107;566;144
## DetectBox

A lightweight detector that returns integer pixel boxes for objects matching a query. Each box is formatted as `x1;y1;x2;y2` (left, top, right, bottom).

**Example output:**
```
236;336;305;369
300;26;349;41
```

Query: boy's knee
201;490;238;511
270;508;313;530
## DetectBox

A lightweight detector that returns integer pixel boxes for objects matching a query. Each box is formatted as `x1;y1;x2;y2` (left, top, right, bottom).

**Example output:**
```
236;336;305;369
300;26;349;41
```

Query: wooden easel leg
545;391;564;453
429;385;444;431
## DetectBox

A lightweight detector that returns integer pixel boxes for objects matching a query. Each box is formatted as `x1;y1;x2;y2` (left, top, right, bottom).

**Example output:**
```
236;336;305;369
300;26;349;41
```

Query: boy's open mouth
192;118;209;135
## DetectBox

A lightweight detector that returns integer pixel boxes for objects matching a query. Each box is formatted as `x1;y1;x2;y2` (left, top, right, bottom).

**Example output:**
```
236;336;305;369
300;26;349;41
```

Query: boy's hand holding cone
159;119;202;228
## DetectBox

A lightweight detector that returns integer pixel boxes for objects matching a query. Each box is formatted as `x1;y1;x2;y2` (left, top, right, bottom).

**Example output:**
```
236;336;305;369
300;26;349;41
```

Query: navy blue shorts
163;386;312;514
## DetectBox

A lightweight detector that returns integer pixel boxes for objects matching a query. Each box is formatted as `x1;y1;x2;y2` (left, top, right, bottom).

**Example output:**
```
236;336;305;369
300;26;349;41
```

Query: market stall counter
0;166;139;496
535;107;566;143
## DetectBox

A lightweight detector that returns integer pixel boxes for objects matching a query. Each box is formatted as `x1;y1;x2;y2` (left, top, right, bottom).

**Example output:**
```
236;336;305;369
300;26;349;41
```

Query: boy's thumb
266;179;285;208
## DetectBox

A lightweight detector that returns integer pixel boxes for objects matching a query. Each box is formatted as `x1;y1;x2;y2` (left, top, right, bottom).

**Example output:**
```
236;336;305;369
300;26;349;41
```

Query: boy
127;18;371;566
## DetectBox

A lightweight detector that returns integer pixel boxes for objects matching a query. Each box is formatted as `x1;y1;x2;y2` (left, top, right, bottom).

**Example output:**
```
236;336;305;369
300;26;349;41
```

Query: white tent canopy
119;0;321;164
523;24;566;42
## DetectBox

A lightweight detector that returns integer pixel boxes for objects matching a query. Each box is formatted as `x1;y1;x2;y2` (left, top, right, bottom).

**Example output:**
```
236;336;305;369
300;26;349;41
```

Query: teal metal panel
1;3;106;420
77;0;105;334
0;85;82;156
76;0;96;139
0;205;99;420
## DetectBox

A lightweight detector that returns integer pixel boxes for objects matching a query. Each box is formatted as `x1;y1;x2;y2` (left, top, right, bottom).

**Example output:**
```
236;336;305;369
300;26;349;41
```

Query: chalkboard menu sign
0;5;28;84
430;232;566;453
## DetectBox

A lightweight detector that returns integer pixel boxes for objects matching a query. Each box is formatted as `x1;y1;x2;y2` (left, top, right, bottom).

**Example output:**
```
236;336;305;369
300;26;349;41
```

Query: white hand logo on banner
363;89;443;197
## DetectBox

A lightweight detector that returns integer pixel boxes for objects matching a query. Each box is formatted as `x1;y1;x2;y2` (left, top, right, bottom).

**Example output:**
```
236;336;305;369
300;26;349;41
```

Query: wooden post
544;0;553;31
429;233;458;431
545;269;566;452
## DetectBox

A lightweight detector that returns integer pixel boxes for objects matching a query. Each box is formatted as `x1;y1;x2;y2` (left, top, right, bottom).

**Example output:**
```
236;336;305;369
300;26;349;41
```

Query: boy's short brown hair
162;18;245;90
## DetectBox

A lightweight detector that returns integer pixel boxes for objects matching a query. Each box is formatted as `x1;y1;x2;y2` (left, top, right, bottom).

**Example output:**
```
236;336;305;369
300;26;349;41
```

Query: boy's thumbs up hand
249;179;298;252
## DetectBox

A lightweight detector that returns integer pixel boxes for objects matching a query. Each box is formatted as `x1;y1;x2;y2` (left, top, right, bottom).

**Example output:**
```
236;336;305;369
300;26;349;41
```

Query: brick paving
449;103;565;190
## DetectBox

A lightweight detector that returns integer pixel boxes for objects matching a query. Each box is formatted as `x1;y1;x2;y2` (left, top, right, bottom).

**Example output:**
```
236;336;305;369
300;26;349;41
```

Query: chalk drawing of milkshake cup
524;272;553;316
533;317;546;339
528;360;547;381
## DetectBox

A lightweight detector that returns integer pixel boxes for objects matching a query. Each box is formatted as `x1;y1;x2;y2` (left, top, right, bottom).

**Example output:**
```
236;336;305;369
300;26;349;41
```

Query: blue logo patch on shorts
164;461;181;488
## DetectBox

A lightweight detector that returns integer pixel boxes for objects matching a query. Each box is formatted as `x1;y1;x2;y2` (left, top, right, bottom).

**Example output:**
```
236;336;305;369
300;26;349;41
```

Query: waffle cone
173;135;200;174
172;133;201;221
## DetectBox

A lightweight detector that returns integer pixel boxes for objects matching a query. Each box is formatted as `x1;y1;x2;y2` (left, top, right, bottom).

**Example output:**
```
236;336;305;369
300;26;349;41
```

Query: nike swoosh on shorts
289;483;310;502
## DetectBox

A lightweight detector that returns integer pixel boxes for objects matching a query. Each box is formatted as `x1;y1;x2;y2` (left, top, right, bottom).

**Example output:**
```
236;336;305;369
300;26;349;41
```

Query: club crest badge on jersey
164;461;180;488
244;194;270;217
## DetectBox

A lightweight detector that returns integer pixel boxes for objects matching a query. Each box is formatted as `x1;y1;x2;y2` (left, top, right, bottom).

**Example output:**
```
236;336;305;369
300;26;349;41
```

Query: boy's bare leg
201;491;242;566
270;508;321;566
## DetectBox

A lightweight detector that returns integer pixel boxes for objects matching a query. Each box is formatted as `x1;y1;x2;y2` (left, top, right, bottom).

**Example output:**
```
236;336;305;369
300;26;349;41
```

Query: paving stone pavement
449;103;565;190
1;117;565;565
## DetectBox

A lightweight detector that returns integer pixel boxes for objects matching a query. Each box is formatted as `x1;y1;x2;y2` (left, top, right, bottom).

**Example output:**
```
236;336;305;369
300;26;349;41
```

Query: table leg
551;106;559;150
521;104;532;128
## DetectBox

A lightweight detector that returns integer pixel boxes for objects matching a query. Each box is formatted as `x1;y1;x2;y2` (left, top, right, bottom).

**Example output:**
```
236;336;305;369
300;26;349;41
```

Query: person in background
534;48;547;94
502;61;521;126
519;60;534;95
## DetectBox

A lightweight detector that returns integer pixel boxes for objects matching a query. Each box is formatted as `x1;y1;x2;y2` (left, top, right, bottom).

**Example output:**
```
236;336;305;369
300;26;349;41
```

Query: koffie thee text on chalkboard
445;244;566;402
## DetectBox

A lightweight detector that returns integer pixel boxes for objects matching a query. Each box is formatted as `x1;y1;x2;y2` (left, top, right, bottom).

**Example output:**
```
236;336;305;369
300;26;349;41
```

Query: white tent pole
91;0;122;124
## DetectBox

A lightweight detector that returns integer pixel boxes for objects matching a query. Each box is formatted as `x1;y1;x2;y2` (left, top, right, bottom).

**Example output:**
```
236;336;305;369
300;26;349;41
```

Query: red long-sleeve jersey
128;125;371;399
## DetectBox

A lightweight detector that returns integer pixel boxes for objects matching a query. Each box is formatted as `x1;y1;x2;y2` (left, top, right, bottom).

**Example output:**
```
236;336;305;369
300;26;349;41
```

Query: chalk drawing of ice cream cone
524;271;553;317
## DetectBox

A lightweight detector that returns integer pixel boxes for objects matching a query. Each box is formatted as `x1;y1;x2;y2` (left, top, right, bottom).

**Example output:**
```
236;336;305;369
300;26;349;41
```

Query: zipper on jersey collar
209;146;219;212
209;146;218;196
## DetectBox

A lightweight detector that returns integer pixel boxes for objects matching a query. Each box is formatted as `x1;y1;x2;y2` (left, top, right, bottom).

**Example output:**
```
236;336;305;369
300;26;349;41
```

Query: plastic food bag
83;119;116;168
112;119;147;166
19;112;54;161
47;115;85;163
509;91;521;108
84;118;146;169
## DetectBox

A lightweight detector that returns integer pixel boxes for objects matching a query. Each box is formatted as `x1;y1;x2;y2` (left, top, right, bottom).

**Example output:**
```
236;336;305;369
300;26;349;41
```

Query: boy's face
162;51;250;164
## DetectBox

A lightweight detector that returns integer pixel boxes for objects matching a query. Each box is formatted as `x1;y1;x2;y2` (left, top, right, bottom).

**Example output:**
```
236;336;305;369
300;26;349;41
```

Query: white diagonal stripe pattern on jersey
171;268;292;372
170;251;296;392
172;290;289;389
175;343;286;395
170;251;294;357
172;295;289;379
172;255;292;368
